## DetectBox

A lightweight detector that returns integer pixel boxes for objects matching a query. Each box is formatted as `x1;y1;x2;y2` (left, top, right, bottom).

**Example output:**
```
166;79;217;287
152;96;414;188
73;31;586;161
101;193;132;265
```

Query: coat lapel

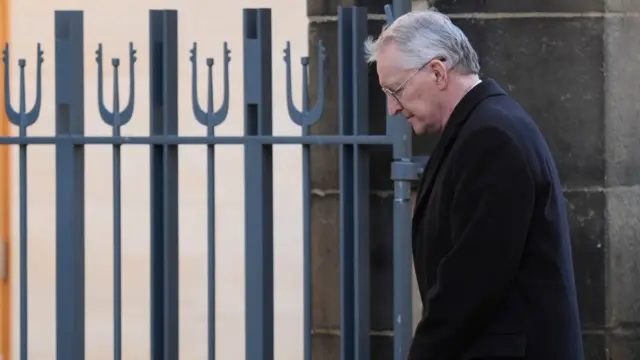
412;79;507;233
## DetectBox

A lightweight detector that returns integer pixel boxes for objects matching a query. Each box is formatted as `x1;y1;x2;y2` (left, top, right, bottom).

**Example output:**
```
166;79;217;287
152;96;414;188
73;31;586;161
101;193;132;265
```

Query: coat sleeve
409;126;536;359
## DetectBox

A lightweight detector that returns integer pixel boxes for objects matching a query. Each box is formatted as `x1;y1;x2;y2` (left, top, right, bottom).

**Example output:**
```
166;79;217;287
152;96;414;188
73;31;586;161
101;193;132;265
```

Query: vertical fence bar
283;39;324;360
389;132;414;360
4;39;42;360
302;128;311;360
206;100;215;360
189;39;231;360
386;1;414;359
54;10;85;360
300;72;311;360
17;63;31;360
113;142;122;360
149;10;179;360
337;7;355;360
207;125;216;360
350;7;370;360
243;8;274;360
18;121;27;360
190;42;233;360
113;127;122;360
96;40;137;360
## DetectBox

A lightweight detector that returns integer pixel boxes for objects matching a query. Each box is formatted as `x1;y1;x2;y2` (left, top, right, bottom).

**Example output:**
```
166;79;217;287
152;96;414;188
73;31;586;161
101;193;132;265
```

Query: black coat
409;79;584;360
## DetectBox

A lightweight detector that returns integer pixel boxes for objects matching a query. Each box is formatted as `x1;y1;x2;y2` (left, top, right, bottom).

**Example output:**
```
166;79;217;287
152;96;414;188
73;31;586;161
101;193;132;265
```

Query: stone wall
307;1;397;358
307;0;640;358
435;1;640;357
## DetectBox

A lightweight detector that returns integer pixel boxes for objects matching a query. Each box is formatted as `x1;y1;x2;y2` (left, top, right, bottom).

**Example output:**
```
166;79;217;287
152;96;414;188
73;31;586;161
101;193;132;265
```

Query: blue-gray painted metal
284;41;325;127
0;135;392;145
1;4;420;360
338;6;371;360
54;10;86;360
2;34;43;360
243;8;275;360
149;10;180;360
350;9;371;360
412;155;430;177
385;1;416;359
283;29;325;360
338;7;355;359
190;41;231;127
190;28;232;360
96;37;137;360
2;43;43;130
97;42;136;128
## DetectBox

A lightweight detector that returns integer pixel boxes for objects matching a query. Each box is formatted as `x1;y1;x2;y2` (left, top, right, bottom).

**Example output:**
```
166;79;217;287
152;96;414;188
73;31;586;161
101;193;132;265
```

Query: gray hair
363;8;480;74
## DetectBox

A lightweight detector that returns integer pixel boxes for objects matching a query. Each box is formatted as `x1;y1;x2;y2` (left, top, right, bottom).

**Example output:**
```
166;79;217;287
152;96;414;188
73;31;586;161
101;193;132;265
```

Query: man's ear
429;60;448;90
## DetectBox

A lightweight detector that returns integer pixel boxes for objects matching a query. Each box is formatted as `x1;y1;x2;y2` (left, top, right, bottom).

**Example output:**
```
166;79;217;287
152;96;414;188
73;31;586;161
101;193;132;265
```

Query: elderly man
364;9;584;360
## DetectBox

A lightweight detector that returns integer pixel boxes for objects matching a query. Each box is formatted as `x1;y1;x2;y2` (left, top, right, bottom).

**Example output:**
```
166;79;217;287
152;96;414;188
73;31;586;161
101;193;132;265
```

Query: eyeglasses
381;56;446;105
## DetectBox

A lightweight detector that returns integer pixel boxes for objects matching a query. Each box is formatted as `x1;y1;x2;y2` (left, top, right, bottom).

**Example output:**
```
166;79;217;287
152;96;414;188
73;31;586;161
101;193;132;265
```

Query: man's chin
412;124;431;135
413;122;441;135
407;118;424;135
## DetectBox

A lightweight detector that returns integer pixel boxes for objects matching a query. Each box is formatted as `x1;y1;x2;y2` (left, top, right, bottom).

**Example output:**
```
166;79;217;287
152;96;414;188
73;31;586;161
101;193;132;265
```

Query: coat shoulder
464;95;538;138
462;95;550;164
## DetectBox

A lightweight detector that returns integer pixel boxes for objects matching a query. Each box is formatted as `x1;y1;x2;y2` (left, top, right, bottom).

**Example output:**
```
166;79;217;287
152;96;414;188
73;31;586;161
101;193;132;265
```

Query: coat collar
412;79;507;229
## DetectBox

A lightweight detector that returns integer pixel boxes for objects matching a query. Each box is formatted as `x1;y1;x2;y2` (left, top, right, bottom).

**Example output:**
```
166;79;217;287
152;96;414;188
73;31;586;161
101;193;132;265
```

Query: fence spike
190;41;231;128
96;42;137;129
384;4;395;25
2;43;44;130
284;40;325;127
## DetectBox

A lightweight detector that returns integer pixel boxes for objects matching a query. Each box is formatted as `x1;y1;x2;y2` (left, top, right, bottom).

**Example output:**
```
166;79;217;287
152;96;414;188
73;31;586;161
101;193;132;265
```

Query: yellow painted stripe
0;0;11;358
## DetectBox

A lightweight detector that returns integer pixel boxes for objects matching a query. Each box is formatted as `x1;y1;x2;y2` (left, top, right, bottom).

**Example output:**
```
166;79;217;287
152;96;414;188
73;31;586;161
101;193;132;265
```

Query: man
364;9;584;360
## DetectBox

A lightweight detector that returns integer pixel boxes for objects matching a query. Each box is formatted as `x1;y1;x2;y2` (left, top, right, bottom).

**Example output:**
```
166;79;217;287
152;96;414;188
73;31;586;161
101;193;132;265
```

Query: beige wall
8;0;309;359
6;1;428;358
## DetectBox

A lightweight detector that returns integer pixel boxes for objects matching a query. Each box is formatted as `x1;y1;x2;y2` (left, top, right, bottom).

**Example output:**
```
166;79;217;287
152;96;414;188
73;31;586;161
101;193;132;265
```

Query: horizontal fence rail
0;135;394;145
1;3;418;360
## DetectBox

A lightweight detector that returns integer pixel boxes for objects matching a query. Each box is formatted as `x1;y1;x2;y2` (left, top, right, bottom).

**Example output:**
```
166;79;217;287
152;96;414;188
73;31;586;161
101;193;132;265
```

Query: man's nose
386;95;402;116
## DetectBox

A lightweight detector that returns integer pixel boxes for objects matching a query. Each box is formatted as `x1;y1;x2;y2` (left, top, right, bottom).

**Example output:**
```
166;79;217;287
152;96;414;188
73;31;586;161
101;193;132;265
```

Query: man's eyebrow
380;80;400;91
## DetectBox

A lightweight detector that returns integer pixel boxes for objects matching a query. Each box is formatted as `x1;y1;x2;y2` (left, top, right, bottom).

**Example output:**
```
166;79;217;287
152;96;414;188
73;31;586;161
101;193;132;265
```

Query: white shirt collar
466;79;482;94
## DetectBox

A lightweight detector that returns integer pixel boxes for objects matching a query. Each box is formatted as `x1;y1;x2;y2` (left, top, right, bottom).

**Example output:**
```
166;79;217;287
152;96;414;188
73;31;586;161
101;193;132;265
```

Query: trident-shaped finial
384;4;396;25
96;42;137;131
2;43;44;133
190;42;231;128
284;41;325;127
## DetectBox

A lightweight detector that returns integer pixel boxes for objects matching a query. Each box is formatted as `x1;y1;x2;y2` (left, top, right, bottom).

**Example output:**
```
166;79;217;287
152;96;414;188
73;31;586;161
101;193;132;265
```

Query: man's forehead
376;45;405;89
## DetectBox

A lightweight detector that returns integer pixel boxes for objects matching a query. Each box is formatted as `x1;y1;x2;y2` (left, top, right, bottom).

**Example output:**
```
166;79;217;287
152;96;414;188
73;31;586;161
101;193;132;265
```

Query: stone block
311;193;406;331
603;15;640;187
606;186;640;326
608;332;640;360
370;194;394;330
311;332;394;359
565;190;606;328
605;0;640;12
311;193;341;329
583;333;607;360
309;143;340;191
371;334;394;359
432;0;603;13
311;332;340;360
309;19;397;192
453;17;606;189
309;22;340;191
308;0;390;17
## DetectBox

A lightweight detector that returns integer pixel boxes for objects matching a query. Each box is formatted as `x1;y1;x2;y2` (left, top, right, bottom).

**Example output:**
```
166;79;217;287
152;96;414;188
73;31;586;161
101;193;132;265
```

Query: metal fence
1;3;419;360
